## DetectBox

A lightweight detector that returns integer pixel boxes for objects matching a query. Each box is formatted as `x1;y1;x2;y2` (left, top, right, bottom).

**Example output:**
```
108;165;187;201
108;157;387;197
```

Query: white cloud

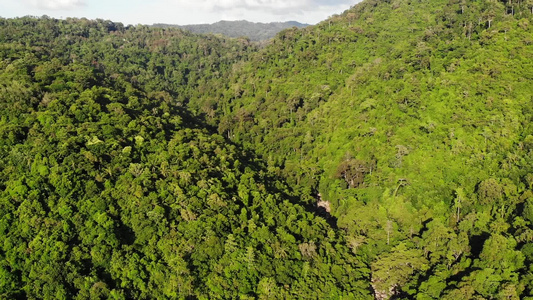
26;0;85;10
238;0;346;11
175;0;351;13
2;0;357;25
149;0;355;25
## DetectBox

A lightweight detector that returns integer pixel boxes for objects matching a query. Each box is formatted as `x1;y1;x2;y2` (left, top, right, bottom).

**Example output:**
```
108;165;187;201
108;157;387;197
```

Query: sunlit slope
197;0;532;212
190;1;533;297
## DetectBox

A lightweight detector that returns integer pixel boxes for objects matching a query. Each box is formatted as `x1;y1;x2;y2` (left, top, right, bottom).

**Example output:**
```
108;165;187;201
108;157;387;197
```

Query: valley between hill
1;0;532;298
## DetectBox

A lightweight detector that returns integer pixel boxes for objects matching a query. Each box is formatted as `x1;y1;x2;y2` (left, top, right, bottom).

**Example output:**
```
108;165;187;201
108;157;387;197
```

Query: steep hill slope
187;0;533;298
0;17;371;299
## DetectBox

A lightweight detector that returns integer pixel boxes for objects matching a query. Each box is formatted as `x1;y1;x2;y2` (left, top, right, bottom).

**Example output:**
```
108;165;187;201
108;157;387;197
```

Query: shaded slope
0;17;371;299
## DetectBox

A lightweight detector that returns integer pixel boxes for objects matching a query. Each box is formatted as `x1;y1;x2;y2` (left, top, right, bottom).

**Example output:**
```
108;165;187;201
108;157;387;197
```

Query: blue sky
0;0;358;25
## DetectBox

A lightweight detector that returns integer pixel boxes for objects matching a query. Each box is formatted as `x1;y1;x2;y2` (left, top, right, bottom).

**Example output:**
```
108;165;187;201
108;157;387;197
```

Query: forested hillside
1;0;533;298
0;17;370;299
154;20;309;41
186;0;533;298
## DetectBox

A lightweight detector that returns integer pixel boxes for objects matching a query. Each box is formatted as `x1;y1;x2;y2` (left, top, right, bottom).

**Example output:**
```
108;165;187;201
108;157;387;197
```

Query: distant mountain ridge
153;20;309;41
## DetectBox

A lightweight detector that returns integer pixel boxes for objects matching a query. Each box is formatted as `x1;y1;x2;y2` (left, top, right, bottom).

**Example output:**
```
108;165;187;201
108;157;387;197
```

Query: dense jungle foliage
0;17;370;299
1;0;532;299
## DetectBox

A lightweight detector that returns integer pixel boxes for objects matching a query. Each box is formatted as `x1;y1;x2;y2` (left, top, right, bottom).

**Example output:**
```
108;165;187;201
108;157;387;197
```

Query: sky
0;0;358;25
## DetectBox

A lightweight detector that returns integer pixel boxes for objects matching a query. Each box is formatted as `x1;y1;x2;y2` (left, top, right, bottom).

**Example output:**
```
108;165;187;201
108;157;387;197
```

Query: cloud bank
205;0;351;12
3;0;358;26
27;0;85;10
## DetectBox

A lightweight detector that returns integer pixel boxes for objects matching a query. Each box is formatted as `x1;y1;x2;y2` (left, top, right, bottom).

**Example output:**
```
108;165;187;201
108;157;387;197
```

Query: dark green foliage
0;17;371;299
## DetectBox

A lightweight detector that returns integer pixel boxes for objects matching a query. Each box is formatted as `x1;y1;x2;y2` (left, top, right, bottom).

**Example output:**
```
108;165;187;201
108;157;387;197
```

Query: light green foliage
371;243;429;298
184;0;533;297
